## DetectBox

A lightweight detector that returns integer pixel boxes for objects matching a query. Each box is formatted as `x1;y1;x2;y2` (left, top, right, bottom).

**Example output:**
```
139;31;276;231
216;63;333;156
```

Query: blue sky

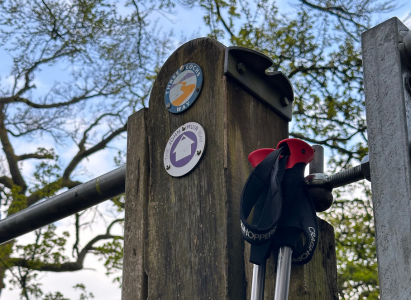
1;0;411;299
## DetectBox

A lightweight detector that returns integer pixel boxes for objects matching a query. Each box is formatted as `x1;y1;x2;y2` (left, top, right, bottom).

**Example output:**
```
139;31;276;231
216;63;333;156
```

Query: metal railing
0;166;126;245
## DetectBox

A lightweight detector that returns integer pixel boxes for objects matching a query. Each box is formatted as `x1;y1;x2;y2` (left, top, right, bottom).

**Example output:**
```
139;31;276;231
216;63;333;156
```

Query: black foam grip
240;147;288;246
276;163;319;265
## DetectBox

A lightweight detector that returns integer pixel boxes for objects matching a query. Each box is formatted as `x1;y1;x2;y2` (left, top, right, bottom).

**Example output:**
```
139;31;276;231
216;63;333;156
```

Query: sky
1;0;411;299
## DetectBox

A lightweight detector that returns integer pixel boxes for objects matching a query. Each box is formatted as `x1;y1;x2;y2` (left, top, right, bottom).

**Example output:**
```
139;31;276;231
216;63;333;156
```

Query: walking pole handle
274;139;316;300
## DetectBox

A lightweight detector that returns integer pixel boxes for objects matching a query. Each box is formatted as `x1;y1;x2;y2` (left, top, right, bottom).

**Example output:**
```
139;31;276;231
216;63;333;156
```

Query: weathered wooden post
122;38;337;299
363;18;411;299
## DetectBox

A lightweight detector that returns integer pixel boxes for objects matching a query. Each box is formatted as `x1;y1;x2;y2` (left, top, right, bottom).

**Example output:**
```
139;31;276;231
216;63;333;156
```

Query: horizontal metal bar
0;166;126;245
326;164;365;189
306;155;370;189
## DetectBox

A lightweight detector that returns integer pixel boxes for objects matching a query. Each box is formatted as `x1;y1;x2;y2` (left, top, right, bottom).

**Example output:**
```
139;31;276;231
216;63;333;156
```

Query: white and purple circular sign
164;122;206;177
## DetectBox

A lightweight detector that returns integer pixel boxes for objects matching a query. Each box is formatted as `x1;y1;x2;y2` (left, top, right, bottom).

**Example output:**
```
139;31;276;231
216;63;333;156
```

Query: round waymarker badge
164;122;206;177
164;63;203;113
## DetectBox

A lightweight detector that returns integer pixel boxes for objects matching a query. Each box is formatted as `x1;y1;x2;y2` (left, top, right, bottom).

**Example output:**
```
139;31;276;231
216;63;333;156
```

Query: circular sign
164;63;203;114
164;122;206;177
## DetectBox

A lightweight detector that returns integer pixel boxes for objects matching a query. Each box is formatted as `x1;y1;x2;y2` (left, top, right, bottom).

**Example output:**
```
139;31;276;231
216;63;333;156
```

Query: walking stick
241;139;318;300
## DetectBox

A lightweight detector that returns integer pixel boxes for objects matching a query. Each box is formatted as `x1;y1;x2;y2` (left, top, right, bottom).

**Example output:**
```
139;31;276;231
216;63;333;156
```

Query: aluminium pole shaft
251;262;266;300
0;166;126;245
274;246;293;300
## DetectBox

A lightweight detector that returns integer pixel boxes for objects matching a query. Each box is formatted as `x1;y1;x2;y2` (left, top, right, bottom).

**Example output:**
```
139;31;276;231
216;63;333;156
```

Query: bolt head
180;65;185;71
182;126;186;131
166;103;171;109
281;97;290;107
166;164;170;170
197;150;202;155
196;87;200;92
237;62;246;74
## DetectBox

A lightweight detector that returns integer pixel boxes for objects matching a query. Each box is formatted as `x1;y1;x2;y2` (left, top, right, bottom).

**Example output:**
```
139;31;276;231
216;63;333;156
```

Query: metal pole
274;246;293;300
362;17;411;299
306;155;370;189
309;145;324;174
0;166;126;245
325;156;369;188
251;262;266;300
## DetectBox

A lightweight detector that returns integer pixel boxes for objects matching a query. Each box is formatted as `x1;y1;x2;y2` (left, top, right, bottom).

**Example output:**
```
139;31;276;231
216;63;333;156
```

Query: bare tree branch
213;0;235;39
12;49;80;99
62;124;127;182
6;219;123;272
287;64;339;79
0;93;106;109
300;0;365;28
26;178;82;207
0;176;14;189
0;105;27;193
290;131;360;157
16;153;53;161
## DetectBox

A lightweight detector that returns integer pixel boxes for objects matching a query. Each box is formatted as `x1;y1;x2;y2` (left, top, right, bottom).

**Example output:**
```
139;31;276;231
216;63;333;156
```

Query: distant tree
0;0;405;299
0;0;173;298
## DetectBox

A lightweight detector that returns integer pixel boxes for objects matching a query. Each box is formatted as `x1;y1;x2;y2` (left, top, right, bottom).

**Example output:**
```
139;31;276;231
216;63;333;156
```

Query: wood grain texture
124;37;338;299
122;109;149;300
276;218;338;300
223;75;289;299
146;38;228;299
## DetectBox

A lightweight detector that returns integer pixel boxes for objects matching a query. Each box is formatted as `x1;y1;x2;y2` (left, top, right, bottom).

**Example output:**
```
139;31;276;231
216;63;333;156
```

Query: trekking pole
246;149;274;300
274;246;293;299
241;139;317;300
242;148;288;300
251;262;266;300
272;144;323;300
273;139;317;300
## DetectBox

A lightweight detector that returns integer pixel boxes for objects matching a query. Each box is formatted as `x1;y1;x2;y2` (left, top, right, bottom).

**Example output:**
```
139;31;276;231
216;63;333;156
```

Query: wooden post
122;109;149;299
122;38;337;299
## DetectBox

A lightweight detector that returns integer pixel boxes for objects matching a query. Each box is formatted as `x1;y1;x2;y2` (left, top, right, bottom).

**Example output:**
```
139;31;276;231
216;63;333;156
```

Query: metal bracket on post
305;145;371;212
224;47;294;121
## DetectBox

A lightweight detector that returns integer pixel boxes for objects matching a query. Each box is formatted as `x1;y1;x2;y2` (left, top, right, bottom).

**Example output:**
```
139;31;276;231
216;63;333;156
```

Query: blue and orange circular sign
164;63;203;113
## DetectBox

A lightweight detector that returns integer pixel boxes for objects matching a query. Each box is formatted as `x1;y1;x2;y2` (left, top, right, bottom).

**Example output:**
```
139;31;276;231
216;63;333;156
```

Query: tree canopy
0;0;405;299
